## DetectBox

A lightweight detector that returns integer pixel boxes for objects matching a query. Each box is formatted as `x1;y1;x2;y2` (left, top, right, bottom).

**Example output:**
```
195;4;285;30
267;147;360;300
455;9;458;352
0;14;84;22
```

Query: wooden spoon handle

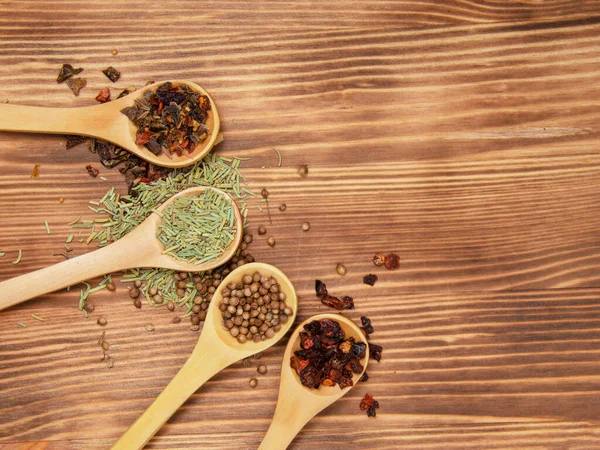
0;103;99;135
258;392;313;450
0;235;140;311
110;345;231;450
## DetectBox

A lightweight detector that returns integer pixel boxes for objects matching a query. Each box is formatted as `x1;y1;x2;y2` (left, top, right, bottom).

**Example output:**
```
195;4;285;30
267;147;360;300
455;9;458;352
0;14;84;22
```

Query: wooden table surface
2;1;600;449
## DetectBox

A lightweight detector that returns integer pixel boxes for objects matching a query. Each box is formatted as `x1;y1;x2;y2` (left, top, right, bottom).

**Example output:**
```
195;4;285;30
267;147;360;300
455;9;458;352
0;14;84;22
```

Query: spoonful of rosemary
0;80;220;168
0;186;242;311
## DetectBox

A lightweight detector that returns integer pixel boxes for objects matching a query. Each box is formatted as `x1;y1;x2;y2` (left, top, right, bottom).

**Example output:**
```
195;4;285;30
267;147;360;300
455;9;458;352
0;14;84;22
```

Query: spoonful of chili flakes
0;80;220;168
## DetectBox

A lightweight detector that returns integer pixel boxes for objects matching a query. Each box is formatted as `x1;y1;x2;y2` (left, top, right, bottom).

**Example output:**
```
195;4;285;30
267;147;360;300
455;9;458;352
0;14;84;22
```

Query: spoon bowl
0;80;220;168
0;186;242;311
110;262;298;450
259;313;369;450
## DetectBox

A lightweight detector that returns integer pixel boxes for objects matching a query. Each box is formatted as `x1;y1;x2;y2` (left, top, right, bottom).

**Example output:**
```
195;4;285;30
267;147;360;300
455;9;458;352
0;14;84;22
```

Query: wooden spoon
0;186;242;311
258;313;369;450
110;262;298;450
0;80;220;168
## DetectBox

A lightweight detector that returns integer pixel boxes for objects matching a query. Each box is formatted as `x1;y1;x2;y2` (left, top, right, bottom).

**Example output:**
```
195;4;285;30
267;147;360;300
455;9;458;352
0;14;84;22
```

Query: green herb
31;314;45;321
12;250;22;264
18;322;26;328
44;220;51;235
66;234;74;243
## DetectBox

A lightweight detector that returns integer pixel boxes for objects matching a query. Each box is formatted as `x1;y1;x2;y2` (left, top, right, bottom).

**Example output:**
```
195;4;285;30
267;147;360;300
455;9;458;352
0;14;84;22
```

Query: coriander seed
279;204;286;211
249;378;258;388
101;341;110;351
298;165;308;177
133;299;142;309
336;263;347;275
261;188;269;199
97;317;107;326
258;225;267;235
267;237;276;247
257;364;268;375
302;222;310;231
106;282;116;291
129;287;140;298
134;280;142;288
167;301;175;311
59;197;64;203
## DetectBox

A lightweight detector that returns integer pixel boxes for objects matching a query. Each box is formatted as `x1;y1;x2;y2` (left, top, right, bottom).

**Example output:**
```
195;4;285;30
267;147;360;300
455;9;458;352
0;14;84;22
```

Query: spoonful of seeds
0;80;220;168
110;262;298;450
0;186;242;311
258;313;369;450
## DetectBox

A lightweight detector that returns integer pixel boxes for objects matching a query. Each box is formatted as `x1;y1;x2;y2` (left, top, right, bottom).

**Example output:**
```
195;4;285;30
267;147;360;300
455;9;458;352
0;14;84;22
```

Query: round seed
249;378;258;388
258;225;267;235
148;287;158;296
97;317;107;326
167;301;175;311
279;204;286;211
298;165;308;177
144;323;155;332
129;287;140;299
301;222;310;231
106;282;116;291
257;364;268;375
134;280;142;288
267;237;276;247
101;341;110;351
244;234;253;244
336;263;347;275
133;299;142;309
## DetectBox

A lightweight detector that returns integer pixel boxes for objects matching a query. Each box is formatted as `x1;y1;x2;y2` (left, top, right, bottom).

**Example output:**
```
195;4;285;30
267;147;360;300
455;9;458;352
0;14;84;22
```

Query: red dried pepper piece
320;295;354;310
85;165;99;177
315;279;328;298
135;131;150;146
363;274;378;286
384;253;400;270
95;87;111;103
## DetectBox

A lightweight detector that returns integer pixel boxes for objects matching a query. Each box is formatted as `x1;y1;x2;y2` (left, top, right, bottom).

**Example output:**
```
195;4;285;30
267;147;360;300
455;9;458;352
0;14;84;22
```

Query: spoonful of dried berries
258;313;369;450
0;80;220;168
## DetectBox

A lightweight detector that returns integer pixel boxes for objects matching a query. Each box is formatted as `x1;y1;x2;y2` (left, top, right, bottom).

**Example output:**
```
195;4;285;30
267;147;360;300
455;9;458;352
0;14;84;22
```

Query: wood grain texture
1;1;600;449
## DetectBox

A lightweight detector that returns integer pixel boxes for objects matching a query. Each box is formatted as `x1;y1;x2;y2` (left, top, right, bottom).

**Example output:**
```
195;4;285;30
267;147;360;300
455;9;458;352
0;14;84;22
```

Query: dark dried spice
66;77;87;96
120;82;212;158
384;253;400;270
57;64;83;83
315;279;328;298
363;274;378;286
291;319;366;390
369;343;383;362
360;316;374;338
95;87;111;103
360;393;379;417
102;66;121;83
85;165;100;178
117;88;134;99
359;371;369;382
30;164;40;178
65;135;88;149
320;295;354;310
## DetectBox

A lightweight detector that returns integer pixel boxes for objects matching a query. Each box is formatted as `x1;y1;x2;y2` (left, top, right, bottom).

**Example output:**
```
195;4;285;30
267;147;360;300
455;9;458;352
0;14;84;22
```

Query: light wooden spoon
0;186;242;311
110;262;298;450
0;80;220;168
259;313;369;450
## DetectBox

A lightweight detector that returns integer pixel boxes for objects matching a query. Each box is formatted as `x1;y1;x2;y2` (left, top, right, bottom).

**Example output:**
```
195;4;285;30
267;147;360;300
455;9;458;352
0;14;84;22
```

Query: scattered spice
129;287;140;299
101;341;110;351
111;49;118;55
59;197;65;203
18;322;26;328
369;343;383;362
267;237;276;247
66;77;87;96
253;352;263;360
31;314;45;322
290;319;366;389
120;81;212;157
172;316;182;324
279;204;286;212
301;222;310;231
360;316;374;338
133;298;142;308
257;364;268;375
373;253;400;270
11;249;22;265
144;323;155;332
336;263;347;276
56;63;83;83
157;190;237;265
363;274;378;286
261;188;269;199
315;280;328;298
249;378;258;388
258;225;267;235
102;66;121;82
106;281;116;291
314;279;354;310
65;135;87;149
0;253;5;257
242;358;251;368
298;165;308;177
95;87;111;103
97;317;107;326
219;270;293;343
44;220;51;235
30;164;40;178
359;372;369;382
359;393;379;417
85;165;100;177
272;147;282;167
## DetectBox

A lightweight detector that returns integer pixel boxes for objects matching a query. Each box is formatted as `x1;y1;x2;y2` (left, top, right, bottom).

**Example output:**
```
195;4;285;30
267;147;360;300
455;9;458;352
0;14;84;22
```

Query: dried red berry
95;87;111;103
360;393;380;417
320;295;354;310
85;165;100;177
360;316;374;338
384;253;400;270
135;131;150;146
315;279;328;298
363;274;378;286
369;343;383;362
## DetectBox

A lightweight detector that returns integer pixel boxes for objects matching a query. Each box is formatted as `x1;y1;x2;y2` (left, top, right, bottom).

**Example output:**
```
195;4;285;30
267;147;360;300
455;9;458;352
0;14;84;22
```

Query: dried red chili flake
320;295;354;310
360;393;380;417
135;131;150;146
363;274;378;286
85;165;100;177
95;87;111;103
315;279;328;298
291;319;366;390
369;343;383;362
384;253;400;270
360;316;374;338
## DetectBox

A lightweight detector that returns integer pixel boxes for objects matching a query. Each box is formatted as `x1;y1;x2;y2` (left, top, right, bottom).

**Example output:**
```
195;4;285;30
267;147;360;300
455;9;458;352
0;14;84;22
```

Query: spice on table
84;302;95;312
11;249;22;265
129;287;140;299
95;87;111;103
111;49;118;55
65;135;87;149
257;364;268;375
315;280;328;298
144;323;155;332
172;316;182;324
101;340;110;351
369;343;383;362
258;225;267;235
373;254;386;267
86;165;100;177
31;314;45;322
279;204;286;212
336;263;347;276
249;378;258;388
272;147;282;166
18;322;26;328
30;164;40;178
219;271;293;343
359;372;369;382
106;281;116;291
359;393;379;417
314;280;354;310
59;197;65;204
363;274;378;286
360;316;374;338
156;190;237;265
290;318;366;389
0;253;5;257
267;237;276;247
373;253;400;270
298;165;308;177
66;77;87;96
44;220;51;235
97;317;107;326
102;66;121;82
56;63;83;83
133;298;142;309
120;81;212;157
253;352;263;360
301;222;310;231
